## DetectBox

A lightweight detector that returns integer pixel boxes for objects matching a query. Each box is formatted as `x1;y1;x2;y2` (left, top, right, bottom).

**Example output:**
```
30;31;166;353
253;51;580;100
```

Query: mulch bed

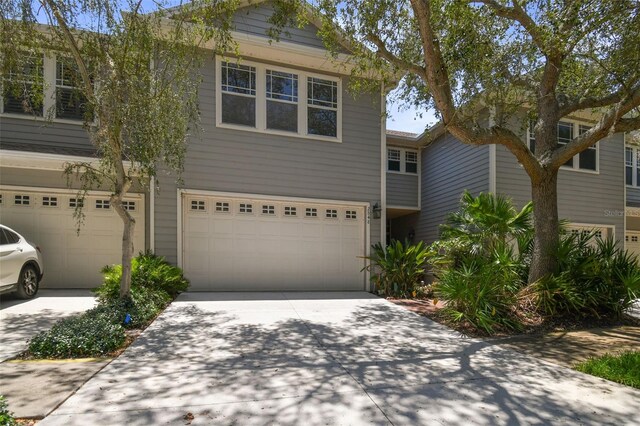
388;297;640;338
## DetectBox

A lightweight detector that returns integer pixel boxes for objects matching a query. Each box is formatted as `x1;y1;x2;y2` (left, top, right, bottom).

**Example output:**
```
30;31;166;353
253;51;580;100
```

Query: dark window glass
221;94;256;127
579;148;596;171
627;167;633;186
0;228;20;245
221;62;256;95
267;101;297;132
307;107;337;137
405;162;417;174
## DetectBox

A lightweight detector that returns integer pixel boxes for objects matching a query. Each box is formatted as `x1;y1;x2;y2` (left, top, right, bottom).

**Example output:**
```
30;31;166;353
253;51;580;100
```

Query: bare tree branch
366;33;426;79
560;81;640;117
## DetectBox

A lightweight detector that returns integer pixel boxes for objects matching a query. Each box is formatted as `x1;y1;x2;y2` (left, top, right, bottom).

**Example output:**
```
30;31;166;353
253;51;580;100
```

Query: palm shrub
520;232;640;318
364;239;429;297
430;192;533;333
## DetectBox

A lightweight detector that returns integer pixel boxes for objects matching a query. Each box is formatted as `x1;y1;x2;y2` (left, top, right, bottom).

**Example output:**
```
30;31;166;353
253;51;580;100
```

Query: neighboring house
386;114;627;251
0;1;386;291
624;131;640;257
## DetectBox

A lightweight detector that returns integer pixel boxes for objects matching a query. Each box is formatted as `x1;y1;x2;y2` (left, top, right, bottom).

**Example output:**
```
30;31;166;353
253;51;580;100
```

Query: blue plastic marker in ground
124;313;132;325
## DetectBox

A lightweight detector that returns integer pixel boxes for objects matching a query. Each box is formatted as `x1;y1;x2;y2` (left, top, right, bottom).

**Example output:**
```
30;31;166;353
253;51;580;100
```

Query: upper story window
55;58;87;120
387;148;418;174
626;146;640;187
2;54;44;116
217;58;342;142
2;54;89;122
528;120;598;172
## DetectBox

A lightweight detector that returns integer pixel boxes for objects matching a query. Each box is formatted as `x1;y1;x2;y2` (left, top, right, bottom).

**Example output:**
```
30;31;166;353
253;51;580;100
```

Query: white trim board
0;149;134;171
0;184;144;198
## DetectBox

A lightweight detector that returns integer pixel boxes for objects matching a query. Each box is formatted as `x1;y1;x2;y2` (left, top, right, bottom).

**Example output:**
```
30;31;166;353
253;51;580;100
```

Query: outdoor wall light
372;202;382;219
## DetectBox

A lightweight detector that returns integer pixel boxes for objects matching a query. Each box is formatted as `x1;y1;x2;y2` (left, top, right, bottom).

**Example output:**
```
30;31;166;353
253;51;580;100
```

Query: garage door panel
0;190;145;288
183;194;366;291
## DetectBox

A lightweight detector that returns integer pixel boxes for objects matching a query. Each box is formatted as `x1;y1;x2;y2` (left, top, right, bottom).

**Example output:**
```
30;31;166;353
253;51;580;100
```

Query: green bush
28;310;126;359
90;285;171;329
0;396;16;426
435;254;521;334
521;232;640;319
95;251;188;302
364;239;429;297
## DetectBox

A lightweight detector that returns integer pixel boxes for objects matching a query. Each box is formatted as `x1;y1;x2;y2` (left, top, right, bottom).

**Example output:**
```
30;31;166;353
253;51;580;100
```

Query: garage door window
284;206;297;216
14;195;30;206
325;209;337;219
0;194;4;205
262;205;275;215
69;198;84;208
239;203;253;213
191;200;206;211
215;202;230;213
123;201;136;211
305;207;317;217
346;210;357;220
42;196;58;207
96;199;110;209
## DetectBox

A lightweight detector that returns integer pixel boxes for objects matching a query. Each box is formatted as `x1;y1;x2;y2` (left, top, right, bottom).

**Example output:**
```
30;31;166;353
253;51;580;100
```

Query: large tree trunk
528;171;560;283
111;196;136;298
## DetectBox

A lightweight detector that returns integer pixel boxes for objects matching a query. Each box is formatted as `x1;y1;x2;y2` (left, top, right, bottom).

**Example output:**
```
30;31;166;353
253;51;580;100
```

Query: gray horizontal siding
496;132;625;242
416;134;490;243
0;117;94;155
154;55;382;263
233;2;327;50
386;173;418;207
627;187;640;207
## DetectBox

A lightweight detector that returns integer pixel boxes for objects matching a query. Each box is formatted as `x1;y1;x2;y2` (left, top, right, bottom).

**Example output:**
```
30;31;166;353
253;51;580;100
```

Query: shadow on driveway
40;292;640;425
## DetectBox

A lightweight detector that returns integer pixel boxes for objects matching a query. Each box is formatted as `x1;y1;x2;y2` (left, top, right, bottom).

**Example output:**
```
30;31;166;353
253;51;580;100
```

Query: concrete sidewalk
41;292;640;425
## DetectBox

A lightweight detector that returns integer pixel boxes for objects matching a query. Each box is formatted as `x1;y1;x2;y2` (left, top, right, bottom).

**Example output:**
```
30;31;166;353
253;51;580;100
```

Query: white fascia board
0;150;134;171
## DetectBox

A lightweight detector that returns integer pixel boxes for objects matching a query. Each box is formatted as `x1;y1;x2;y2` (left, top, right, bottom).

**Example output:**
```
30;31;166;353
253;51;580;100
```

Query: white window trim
625;145;640;188
1;52;87;125
567;223;615;240
528;119;599;174
387;147;419;175
215;56;342;143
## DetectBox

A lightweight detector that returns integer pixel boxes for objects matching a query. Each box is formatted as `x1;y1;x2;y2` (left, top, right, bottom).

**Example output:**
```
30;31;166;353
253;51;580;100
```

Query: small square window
305;207;317;217
345;210;357;220
96;199;110;209
633;236;638;243
69;198;84;208
262;205;275;215
191;200;206;211
284;206;297;216
123;201;136;211
326;209;338;219
0;194;4;204
239;203;253;213
14;195;30;206
42;196;58;207
215;202;230;212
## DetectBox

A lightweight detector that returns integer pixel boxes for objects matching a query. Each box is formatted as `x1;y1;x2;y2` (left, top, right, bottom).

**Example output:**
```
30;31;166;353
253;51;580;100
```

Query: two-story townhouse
0;1;386;291
624;131;640;257
386;112;626;250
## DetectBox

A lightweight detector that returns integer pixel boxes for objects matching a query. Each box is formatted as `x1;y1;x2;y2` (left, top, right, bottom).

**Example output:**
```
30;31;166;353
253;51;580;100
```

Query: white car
0;224;44;299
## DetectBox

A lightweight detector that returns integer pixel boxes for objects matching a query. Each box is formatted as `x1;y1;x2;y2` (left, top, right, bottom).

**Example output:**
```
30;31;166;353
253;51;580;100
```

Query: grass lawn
575;351;640;389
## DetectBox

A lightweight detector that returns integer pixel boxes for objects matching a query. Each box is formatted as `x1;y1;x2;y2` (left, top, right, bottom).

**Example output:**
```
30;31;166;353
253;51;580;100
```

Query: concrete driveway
0;290;96;361
42;292;640;425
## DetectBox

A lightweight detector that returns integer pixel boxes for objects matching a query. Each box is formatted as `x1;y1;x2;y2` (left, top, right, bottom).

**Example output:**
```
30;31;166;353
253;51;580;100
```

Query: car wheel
15;264;39;299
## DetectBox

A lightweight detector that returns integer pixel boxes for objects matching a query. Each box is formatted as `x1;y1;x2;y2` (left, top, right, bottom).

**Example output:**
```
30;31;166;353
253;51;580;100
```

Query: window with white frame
69;198;83;208
56;58;87;120
305;207;317;217
2;54;43;116
42;196;58;207
266;70;298;132
625;145;640;187
14;194;30;206
215;201;230;212
239;203;253;213
217;59;341;140
325;209;338;218
387;148;418;174
528;120;598;172
220;61;256;127
284;206;297;216
191;200;206;211
262;205;275;215
95;199;110;209
122;201;136;211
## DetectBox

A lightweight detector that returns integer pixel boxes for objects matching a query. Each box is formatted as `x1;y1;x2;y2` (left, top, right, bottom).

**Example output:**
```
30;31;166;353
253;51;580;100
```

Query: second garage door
182;193;367;291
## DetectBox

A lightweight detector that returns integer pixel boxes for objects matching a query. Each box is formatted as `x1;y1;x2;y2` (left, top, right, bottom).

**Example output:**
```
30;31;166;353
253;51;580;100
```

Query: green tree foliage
271;0;640;282
0;0;240;297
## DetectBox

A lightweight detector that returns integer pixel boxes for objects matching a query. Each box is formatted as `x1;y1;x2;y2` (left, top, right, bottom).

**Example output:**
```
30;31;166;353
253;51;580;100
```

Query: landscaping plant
364;239;429;297
28;310;126;358
0;396;16;426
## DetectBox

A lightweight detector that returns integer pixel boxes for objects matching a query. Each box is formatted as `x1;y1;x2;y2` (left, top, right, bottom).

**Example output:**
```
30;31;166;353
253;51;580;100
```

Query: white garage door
182;193;367;291
0;188;145;288
626;231;640;258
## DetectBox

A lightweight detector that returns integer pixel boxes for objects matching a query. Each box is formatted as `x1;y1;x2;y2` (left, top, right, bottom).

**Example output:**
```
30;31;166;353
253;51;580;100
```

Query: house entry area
180;191;368;291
